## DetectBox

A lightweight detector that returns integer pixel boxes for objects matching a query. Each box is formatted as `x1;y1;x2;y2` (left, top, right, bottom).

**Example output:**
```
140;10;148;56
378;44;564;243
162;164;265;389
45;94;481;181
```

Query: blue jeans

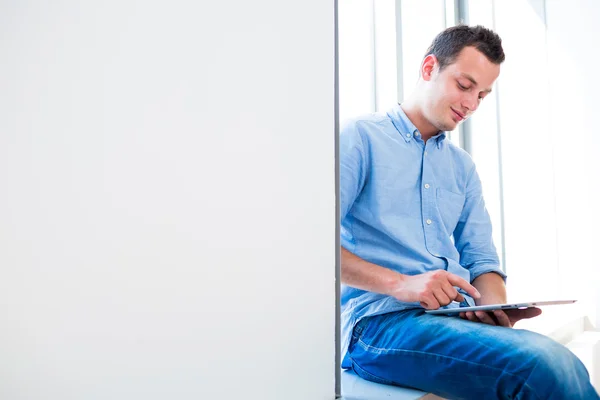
343;309;599;399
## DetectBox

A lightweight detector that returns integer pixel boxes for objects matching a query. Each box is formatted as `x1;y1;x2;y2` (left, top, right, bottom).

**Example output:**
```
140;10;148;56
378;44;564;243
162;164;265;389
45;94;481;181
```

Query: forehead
443;46;500;87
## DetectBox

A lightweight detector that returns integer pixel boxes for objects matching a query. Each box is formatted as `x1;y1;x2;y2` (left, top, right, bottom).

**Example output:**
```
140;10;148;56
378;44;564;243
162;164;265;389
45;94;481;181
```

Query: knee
512;335;591;398
529;340;587;379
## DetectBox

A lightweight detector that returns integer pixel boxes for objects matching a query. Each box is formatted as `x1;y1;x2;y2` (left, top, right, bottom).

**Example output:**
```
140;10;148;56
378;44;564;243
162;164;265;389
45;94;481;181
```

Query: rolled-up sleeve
453;165;507;283
339;122;368;221
339;122;369;252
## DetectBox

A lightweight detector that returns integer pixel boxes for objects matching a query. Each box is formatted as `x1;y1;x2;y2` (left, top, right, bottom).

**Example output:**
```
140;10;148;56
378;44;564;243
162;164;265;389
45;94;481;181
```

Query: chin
437;121;457;132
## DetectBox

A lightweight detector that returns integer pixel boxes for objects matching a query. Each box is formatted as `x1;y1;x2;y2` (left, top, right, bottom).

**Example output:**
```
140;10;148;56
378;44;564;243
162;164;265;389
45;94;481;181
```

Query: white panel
374;0;399;110
400;0;446;100
339;0;376;120
0;1;335;399
545;0;600;328
493;0;559;302
466;0;504;272
567;332;600;391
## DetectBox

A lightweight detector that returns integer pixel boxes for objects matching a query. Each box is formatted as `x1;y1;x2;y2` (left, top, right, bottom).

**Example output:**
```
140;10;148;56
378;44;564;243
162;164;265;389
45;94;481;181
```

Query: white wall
490;0;600;327
0;2;335;399
399;0;446;102
466;0;505;272
544;0;600;329
493;0;561;303
338;0;376;120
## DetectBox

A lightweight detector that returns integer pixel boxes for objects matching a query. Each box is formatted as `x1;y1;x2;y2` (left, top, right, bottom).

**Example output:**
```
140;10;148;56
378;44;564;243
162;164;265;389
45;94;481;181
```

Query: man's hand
387;270;481;309
459;307;542;327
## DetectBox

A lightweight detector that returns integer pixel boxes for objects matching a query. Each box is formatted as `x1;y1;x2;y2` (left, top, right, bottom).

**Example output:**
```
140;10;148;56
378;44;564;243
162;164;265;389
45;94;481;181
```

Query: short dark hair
424;25;505;70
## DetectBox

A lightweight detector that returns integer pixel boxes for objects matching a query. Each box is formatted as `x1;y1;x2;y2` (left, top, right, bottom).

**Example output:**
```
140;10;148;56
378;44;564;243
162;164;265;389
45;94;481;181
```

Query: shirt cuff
468;265;507;283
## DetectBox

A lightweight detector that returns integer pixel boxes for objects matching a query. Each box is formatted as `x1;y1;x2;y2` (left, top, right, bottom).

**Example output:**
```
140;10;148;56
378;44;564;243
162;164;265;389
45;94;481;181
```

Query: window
337;0;596;325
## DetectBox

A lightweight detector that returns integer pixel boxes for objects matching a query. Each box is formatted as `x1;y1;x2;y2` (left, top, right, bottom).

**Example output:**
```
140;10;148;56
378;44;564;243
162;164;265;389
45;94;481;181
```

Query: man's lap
346;309;594;399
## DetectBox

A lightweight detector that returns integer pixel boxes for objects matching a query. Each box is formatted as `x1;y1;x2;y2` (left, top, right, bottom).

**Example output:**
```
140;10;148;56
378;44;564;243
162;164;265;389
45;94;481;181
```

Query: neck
400;98;440;142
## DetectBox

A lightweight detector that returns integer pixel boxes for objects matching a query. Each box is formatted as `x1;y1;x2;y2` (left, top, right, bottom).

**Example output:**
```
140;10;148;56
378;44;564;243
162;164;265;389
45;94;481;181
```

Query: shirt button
424;184;430;189
406;133;411;138
424;151;428;156
426;219;432;225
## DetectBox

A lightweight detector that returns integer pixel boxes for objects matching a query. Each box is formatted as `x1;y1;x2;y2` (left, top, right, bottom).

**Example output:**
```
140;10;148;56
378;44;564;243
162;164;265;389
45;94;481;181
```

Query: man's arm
472;272;506;305
453;165;506;285
342;247;480;309
341;247;401;295
452;165;520;325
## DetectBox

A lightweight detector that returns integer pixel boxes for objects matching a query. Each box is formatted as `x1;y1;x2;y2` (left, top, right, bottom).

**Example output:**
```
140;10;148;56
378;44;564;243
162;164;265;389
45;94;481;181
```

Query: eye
457;82;469;91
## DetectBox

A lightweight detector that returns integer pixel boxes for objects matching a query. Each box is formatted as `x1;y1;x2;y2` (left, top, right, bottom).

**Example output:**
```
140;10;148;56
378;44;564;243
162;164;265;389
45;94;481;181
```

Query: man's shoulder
444;138;476;168
341;111;391;138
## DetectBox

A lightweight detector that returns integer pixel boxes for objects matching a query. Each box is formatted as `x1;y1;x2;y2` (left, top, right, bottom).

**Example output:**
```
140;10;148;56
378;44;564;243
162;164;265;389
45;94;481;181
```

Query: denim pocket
436;188;465;233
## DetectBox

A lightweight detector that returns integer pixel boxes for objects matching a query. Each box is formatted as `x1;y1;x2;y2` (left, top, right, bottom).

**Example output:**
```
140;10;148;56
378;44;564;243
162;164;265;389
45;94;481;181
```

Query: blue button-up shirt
340;104;506;363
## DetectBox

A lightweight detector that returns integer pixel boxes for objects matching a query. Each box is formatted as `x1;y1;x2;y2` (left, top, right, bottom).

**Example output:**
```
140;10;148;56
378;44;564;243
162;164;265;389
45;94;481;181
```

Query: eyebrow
460;73;493;93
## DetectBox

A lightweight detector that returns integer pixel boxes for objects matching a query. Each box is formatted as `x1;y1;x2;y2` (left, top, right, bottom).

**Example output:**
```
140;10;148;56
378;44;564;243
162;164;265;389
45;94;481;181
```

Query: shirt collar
387;103;448;148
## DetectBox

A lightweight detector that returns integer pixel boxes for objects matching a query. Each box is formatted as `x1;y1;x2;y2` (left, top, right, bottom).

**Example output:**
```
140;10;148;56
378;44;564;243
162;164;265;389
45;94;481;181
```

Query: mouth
451;108;465;122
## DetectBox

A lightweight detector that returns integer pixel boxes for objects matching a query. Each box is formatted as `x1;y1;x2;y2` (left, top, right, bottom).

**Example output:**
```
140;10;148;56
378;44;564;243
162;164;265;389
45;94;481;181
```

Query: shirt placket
421;139;440;258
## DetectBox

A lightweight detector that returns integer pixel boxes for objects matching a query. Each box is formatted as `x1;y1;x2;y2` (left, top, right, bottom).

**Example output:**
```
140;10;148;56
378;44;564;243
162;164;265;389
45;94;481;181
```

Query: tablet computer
425;299;576;315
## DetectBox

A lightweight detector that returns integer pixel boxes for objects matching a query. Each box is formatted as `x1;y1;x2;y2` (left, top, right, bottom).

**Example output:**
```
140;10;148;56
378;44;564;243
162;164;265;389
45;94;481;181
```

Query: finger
475;311;496;326
493;310;512;327
441;282;464;303
433;288;452;307
446;274;481;299
420;295;440;310
459;312;466;319
466;311;478;322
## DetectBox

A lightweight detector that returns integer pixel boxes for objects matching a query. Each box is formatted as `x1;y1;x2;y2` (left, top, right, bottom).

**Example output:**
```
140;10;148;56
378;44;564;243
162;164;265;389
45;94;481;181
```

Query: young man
340;25;599;399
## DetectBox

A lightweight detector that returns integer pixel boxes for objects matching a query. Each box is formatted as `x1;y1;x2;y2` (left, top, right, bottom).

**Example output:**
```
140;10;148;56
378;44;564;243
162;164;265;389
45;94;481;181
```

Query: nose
462;92;479;113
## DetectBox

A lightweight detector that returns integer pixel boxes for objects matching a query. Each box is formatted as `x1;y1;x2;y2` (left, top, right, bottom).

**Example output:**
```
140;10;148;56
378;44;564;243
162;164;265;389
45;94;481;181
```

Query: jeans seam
355;338;544;399
350;357;396;386
516;359;543;400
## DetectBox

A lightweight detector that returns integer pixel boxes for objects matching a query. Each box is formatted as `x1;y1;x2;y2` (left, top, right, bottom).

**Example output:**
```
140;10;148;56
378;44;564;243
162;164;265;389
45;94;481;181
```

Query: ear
421;54;438;81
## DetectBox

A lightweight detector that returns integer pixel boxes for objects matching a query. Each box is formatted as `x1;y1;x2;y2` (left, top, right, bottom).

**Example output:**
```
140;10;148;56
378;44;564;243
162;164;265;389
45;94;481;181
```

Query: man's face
422;46;501;132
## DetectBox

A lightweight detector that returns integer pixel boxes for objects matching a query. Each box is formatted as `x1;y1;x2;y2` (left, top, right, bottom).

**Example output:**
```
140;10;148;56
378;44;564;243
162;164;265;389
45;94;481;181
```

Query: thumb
520;307;542;319
512;307;542;322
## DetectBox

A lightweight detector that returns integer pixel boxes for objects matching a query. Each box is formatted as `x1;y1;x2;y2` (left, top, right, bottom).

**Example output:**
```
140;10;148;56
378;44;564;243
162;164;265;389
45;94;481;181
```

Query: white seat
341;369;444;400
